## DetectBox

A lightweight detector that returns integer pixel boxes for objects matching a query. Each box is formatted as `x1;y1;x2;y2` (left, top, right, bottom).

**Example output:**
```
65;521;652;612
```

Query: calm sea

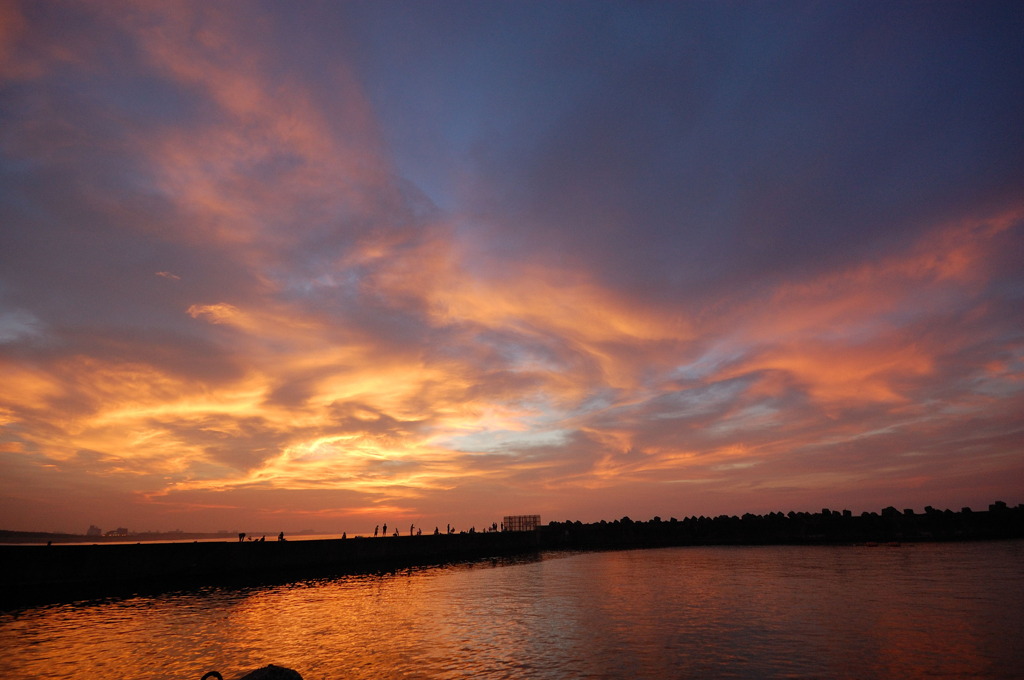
2;541;1022;679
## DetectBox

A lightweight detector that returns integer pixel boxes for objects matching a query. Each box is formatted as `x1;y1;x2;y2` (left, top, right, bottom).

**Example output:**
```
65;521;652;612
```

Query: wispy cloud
1;1;1021;532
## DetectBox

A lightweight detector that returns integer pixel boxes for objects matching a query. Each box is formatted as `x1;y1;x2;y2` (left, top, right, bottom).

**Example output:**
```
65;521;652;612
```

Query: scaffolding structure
502;515;541;532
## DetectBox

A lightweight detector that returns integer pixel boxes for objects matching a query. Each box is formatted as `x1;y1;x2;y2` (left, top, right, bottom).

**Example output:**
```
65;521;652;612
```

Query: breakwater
0;532;541;605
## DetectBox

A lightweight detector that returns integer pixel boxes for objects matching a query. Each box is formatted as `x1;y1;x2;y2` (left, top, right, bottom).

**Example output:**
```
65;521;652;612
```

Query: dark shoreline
0;532;544;607
0;530;254;545
3;502;1021;607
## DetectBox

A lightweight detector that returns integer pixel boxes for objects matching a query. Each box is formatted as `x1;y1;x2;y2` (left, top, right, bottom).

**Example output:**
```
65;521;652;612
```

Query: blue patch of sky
671;345;747;382
438;427;572;455
341;2;724;214
0;303;46;344
563;389;619;421
704;402;781;437
646;379;752;422
434;387;581;454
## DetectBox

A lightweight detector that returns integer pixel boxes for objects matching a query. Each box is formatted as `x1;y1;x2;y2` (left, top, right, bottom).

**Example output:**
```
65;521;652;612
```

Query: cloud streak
1;1;1022;533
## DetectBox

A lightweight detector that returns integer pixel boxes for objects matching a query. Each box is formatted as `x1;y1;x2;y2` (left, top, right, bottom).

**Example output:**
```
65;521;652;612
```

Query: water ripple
2;542;1022;679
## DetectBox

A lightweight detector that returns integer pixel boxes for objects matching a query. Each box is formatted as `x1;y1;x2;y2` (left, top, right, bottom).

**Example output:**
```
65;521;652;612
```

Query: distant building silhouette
503;515;541;532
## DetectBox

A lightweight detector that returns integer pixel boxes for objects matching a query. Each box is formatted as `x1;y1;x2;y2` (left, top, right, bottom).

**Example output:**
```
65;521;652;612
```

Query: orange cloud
187;303;242;325
2;1;1020;533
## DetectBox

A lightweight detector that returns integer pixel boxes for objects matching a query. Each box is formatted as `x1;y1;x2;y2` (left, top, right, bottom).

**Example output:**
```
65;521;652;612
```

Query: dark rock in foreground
202;666;302;680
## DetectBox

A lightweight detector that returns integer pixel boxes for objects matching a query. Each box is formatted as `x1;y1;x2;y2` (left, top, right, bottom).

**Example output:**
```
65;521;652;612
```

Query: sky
1;1;1022;535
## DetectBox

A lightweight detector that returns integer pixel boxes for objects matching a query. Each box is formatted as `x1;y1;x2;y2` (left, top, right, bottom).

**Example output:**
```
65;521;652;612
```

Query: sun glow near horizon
1;1;1022;534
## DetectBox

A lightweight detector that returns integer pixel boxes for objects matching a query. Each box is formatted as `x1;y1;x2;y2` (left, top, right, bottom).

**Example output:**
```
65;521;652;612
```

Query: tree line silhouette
538;501;1024;549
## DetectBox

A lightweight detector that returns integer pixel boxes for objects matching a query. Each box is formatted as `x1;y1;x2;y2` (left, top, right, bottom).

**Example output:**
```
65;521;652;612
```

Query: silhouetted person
259;536;265;542
383;523;387;535
410;523;415;536
239;533;246;542
434;526;439;535
278;532;286;541
342;532;346;539
374;525;379;537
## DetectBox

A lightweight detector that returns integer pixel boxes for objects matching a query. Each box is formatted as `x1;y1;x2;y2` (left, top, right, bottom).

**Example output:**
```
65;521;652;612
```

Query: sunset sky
1;1;1022;535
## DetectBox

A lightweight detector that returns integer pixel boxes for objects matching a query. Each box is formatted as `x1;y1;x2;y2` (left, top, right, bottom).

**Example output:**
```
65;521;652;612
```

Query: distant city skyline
1;2;1022;534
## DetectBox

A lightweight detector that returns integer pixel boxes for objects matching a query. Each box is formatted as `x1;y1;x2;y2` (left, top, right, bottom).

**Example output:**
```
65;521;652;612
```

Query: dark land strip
2;502;1020;607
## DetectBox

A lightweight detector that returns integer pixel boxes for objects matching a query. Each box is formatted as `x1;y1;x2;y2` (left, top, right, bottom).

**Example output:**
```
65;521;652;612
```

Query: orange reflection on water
4;542;1022;679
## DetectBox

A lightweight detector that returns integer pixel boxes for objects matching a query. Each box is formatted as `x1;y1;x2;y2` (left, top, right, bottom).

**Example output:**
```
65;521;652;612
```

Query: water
2;541;1022;679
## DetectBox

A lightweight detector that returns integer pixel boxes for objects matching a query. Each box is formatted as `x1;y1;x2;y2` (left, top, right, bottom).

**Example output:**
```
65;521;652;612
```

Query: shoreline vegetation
2;501;1020;606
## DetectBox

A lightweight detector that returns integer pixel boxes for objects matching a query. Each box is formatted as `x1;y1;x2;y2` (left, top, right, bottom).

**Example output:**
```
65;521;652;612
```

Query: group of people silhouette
234;522;502;542
362;522;499;538
235;523;493;543
372;523;418;537
370;522;460;537
236;532;287;542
